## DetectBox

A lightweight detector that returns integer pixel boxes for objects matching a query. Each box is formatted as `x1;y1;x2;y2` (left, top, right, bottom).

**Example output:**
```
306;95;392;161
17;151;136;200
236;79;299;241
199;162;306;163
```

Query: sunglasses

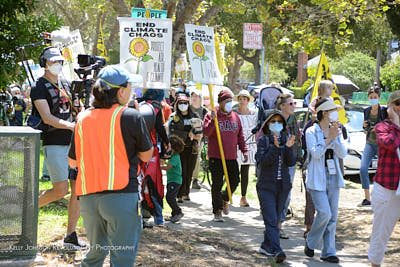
287;101;296;106
393;100;400;106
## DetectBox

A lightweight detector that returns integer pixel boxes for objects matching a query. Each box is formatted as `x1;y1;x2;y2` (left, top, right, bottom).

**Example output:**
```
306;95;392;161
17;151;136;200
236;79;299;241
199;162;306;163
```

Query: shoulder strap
42;76;78;113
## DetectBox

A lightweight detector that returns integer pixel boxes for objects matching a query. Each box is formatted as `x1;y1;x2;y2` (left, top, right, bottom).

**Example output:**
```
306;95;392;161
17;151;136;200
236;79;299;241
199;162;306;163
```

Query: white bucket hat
234;89;254;102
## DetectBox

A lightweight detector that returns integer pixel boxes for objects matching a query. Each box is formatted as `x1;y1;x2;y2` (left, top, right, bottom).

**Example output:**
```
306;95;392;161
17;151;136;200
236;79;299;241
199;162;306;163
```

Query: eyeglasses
287;101;296;106
270;119;283;123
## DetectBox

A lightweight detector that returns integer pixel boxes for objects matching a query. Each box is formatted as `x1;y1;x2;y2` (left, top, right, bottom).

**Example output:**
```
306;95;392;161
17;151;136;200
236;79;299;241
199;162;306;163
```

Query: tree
381;57;400;91
0;0;62;88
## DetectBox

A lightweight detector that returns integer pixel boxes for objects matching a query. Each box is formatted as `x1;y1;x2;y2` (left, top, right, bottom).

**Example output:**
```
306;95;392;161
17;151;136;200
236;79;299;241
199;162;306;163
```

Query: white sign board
118;17;172;89
52;29;86;80
236;112;258;165
243;23;262;50
185;24;222;85
175;53;188;73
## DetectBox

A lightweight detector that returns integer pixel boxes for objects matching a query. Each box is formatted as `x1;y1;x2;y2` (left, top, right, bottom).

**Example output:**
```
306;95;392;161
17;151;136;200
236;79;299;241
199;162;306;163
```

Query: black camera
71;54;106;108
0;90;15;126
365;121;377;131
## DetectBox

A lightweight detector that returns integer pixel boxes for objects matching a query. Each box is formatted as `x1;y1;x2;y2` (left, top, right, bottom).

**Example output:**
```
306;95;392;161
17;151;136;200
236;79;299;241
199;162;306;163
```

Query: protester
359;86;387;206
368;91;400;267
275;93;302;239
68;65;153;266
161;135;185;223
190;89;208;189
256;110;296;263
168;87;176;106
304;97;347;263
309;80;334;114
234;90;257;207
168;94;202;202
9;85;27;126
203;89;248;222
30;47;84;249
203;95;212;110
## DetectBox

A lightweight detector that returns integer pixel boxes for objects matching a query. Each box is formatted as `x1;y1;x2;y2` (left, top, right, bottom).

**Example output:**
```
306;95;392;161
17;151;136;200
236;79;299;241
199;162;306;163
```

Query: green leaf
141;55;153;62
124;58;137;64
202;56;209;61
382;6;389;12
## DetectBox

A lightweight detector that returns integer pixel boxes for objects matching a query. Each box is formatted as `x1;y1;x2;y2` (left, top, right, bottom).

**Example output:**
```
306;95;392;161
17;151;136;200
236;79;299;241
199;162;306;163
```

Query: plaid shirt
286;114;302;160
374;119;400;190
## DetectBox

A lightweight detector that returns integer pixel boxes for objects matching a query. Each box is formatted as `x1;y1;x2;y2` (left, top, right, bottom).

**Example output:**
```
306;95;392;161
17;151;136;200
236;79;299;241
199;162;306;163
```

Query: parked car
295;104;377;177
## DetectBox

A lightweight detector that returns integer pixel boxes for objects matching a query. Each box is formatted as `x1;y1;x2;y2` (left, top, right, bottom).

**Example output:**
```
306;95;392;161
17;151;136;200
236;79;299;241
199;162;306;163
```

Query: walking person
68;65;153;266
256;110;296;263
368;91;400;267
359;86;387;206
161;135;185;223
168;94;202;202
275;93;302;239
304;97;347;263
203;89;248;222
234;90;257;207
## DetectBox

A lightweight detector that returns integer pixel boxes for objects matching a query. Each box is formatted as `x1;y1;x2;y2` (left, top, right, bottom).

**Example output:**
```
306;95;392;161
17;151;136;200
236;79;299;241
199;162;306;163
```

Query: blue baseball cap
97;65;143;90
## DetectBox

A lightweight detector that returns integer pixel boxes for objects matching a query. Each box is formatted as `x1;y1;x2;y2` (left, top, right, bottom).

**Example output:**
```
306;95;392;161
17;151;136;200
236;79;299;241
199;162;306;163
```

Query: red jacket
203;106;248;160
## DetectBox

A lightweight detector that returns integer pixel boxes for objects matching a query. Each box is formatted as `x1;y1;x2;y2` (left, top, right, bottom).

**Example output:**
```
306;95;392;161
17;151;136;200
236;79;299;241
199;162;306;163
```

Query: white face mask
224;101;233;113
178;103;188;112
47;62;63;76
328;110;339;122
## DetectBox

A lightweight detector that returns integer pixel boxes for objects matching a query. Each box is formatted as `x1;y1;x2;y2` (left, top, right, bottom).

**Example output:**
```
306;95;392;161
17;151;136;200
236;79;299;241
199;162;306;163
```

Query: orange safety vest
75;104;130;196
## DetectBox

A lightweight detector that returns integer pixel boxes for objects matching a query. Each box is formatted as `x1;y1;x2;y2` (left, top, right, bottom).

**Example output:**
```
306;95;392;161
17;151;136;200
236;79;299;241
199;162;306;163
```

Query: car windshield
345;110;364;132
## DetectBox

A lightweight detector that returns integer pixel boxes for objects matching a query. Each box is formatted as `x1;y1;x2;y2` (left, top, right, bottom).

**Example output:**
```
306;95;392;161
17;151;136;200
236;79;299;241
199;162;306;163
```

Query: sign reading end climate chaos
185;24;223;85
118;17;172;89
243;23;262;50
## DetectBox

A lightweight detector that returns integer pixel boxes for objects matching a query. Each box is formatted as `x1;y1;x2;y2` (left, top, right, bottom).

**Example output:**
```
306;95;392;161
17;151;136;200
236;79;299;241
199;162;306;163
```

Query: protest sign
119;17;172;89
185;24;222;85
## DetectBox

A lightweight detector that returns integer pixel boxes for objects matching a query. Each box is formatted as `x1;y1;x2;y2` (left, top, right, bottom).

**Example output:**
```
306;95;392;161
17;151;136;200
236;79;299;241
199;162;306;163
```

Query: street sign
243;23;263;50
132;8;167;19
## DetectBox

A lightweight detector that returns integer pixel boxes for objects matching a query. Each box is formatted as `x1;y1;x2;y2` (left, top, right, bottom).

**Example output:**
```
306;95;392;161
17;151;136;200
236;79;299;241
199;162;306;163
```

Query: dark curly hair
91;80;127;109
169;135;185;154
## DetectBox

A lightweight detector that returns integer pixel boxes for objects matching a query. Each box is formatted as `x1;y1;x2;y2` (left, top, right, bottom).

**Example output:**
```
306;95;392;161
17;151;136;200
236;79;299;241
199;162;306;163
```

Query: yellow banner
97;20;108;61
311;51;348;124
214;32;226;76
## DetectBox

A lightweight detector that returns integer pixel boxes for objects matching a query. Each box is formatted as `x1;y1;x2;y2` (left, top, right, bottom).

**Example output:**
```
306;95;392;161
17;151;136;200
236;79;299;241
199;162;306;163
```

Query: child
161;135;185;223
9;86;27;126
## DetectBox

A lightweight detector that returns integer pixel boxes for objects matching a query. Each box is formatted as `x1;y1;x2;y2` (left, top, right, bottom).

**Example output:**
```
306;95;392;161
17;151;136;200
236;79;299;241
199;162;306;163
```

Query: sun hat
234;90;254;102
315;98;342;113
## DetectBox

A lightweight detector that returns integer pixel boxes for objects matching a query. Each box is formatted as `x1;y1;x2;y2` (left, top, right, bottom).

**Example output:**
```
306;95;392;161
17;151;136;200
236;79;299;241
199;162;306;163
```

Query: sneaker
192;179;201;189
320;255;339;263
222;200;230;215
63;232;87;251
177;197;183;203
240;196;250;207
183;195;191;201
304;243;314;257
213;211;224;222
258;247;274;256
41;175;50;181
171;213;184;223
361;199;371;206
279;229;289;239
274;252;286;263
143;220;153;229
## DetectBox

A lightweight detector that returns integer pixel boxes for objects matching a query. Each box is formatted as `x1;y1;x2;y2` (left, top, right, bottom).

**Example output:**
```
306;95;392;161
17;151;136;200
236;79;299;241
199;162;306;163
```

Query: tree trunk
227;54;244;91
375;48;382;88
242;50;261;85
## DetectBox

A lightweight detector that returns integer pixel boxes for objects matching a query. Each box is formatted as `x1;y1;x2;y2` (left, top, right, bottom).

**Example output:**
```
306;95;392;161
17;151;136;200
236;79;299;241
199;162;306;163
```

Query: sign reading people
118;17;172;89
243;23;262;50
185;24;223;85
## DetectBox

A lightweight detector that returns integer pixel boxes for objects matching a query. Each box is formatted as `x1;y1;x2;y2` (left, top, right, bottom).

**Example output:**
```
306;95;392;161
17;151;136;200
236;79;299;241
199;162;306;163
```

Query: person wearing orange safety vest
68;65;153;266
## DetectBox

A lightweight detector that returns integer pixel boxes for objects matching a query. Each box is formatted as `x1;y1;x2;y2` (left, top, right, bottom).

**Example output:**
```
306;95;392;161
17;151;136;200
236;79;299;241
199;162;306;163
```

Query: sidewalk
165;169;371;267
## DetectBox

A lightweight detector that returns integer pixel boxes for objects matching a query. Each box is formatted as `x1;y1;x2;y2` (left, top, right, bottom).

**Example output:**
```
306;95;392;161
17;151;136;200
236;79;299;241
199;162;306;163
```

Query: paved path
165;168;371;267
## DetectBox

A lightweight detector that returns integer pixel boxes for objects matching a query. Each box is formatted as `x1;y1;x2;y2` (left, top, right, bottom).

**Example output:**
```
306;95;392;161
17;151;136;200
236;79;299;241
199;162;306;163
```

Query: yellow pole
207;84;232;203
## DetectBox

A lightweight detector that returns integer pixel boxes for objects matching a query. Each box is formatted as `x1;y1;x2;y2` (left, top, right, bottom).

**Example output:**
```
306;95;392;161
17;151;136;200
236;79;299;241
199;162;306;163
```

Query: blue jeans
257;183;289;254
151;195;164;225
360;143;378;190
280;166;296;222
80;193;142;267
307;171;340;258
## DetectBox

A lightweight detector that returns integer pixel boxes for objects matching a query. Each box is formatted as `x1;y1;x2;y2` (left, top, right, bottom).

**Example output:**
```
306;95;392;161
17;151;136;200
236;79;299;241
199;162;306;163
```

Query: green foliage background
381;57;400;91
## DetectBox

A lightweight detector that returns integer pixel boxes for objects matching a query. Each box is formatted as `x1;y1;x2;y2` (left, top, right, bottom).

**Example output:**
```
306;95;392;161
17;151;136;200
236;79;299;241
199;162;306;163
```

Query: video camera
70;54;106;108
0;90;15;126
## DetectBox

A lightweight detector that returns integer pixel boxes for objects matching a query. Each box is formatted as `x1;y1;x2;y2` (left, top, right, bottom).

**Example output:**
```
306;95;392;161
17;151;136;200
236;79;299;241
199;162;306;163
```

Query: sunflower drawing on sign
125;38;153;74
192;42;208;78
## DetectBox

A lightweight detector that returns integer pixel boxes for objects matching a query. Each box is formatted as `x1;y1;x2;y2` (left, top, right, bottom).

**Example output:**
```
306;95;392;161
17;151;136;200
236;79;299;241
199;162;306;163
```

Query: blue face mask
269;122;283;135
369;99;379;106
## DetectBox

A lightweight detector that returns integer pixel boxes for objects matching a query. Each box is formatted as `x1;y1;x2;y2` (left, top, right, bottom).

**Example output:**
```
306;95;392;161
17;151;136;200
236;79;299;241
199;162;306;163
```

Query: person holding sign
233;90;257;207
304;98;346;264
203;90;248;222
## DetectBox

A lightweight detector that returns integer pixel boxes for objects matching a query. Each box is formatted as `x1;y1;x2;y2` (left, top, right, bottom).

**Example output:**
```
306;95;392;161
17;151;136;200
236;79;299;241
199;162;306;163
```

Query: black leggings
240;164;250;196
177;146;198;198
